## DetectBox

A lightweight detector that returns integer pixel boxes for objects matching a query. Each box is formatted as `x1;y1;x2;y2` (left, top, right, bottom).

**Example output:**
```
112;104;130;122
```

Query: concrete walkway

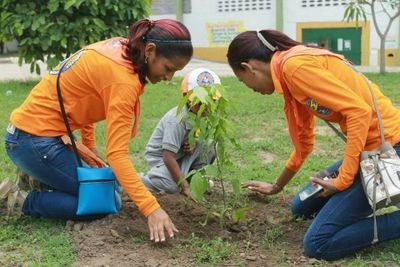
1;56;399;81
0;57;234;81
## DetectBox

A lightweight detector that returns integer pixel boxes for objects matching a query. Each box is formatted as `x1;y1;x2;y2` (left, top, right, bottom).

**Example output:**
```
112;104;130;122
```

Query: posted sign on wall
206;20;244;47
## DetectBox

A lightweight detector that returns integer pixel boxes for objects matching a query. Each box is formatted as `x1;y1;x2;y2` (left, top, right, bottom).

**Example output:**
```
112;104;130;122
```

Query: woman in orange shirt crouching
228;29;400;260
3;18;192;243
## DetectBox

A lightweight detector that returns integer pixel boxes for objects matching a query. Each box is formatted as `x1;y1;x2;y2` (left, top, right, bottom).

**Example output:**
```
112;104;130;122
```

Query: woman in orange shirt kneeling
3;18;192;243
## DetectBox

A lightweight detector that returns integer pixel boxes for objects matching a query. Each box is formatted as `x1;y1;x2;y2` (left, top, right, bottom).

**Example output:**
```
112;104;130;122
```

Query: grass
262;225;284;248
0;217;76;266
179;235;240;267
1;73;400;265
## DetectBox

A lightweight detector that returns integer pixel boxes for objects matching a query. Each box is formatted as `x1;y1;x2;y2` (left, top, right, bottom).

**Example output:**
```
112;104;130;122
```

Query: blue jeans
5;127;108;221
291;144;400;261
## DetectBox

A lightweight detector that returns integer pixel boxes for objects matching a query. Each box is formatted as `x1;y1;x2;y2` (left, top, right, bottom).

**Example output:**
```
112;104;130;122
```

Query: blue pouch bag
76;167;121;215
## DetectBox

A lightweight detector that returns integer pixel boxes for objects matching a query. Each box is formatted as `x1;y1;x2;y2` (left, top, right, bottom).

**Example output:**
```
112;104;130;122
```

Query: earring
144;56;148;64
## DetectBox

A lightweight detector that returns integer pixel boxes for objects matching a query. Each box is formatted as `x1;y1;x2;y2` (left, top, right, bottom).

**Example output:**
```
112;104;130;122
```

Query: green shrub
0;0;150;73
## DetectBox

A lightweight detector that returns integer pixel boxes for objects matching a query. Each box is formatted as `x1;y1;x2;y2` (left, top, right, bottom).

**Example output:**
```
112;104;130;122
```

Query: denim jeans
291;144;400;261
5;127;107;221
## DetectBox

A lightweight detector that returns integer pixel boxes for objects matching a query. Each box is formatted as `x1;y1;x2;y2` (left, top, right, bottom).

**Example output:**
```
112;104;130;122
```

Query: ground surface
69;188;326;267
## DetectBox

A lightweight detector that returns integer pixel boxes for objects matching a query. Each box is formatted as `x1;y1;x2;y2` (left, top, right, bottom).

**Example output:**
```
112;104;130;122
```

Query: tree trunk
379;37;386;74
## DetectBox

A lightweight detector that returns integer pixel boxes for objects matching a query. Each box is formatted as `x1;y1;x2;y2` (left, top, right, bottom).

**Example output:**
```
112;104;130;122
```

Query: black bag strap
323;120;346;142
56;54;83;167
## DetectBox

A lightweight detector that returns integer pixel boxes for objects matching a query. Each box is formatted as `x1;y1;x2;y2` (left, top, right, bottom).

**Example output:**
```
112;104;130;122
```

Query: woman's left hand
241;181;282;195
310;177;338;197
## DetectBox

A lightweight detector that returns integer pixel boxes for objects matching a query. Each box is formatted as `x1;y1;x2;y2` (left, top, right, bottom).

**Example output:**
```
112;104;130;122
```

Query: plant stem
218;165;227;210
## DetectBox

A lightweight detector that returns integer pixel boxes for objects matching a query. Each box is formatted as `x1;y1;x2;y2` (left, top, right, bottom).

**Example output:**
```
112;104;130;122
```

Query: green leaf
19;38;30;46
40;39;50;51
92;18;106;29
64;0;77;10
60;38;67;48
47;56;59;69
343;1;368;23
18;51;23;66
177;93;190;115
192;86;209;103
231;178;241;197
35;63;40;75
197;103;207;118
204;165;219;177
231;207;250;223
190;173;209;202
47;0;59;13
343;5;352;21
32;19;40;31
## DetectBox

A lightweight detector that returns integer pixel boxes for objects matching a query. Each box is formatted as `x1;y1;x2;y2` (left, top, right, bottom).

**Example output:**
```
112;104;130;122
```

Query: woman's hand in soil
147;208;179;242
241;181;282;195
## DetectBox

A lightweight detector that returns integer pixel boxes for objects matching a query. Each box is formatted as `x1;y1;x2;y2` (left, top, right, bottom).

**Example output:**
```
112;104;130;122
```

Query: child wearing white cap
140;68;220;200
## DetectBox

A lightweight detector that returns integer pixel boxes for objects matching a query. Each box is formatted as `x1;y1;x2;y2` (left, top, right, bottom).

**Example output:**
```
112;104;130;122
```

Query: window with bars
301;0;349;7
217;0;272;12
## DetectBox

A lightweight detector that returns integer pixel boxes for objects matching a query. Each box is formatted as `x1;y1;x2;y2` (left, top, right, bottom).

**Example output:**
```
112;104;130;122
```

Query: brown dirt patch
69;187;323;267
257;151;275;165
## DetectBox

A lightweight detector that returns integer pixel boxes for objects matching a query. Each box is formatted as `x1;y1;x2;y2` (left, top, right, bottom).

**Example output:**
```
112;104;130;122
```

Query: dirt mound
71;191;317;267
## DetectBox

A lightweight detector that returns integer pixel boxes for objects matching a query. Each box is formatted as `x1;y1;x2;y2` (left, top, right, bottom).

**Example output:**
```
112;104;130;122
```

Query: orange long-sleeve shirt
10;45;160;216
271;46;400;190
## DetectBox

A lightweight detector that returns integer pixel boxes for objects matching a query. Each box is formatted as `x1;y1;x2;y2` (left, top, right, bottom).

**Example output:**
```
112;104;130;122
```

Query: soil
69;188;322;267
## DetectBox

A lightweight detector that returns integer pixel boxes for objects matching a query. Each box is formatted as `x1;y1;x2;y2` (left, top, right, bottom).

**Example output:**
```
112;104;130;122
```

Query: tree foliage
0;0;150;73
344;0;400;73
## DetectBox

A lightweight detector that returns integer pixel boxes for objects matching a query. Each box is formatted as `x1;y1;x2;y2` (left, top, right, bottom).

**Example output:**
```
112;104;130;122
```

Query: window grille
301;0;349;8
217;0;272;12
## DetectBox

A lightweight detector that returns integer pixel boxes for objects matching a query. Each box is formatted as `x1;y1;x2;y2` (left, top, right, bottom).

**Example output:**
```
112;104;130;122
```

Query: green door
302;27;361;65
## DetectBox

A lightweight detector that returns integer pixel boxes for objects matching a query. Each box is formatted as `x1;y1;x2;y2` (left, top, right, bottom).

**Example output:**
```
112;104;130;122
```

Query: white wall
283;1;349;38
185;0;275;47
3;40;18;53
151;0;276;47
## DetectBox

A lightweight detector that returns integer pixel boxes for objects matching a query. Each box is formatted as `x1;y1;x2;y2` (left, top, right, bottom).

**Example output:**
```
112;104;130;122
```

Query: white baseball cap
181;68;221;101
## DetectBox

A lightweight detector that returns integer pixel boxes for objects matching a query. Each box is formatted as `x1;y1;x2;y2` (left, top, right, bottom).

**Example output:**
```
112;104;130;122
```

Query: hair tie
257;31;277;52
148;20;155;28
142;20;155;42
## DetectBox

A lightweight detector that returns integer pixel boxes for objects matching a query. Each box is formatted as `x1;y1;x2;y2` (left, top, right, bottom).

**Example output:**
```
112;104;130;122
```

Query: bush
0;0;150;73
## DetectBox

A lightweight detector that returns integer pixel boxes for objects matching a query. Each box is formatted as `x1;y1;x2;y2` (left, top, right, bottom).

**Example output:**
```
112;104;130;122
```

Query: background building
150;0;400;66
